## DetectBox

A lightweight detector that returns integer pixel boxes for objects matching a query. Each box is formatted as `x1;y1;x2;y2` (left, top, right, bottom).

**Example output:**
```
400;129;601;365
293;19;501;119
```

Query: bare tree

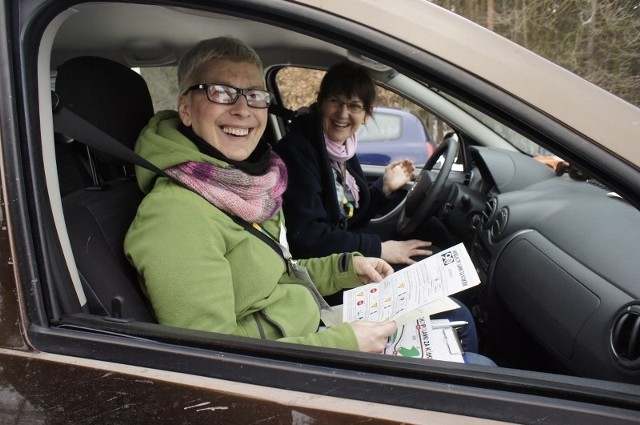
487;0;495;31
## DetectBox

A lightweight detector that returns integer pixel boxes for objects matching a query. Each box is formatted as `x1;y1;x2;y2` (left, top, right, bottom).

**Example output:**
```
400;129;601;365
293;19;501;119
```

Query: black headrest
55;56;154;151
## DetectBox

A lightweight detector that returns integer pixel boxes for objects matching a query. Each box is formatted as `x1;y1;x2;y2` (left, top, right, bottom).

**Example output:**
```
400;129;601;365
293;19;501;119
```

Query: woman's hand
350;320;397;353
381;239;433;265
382;159;415;196
353;256;393;283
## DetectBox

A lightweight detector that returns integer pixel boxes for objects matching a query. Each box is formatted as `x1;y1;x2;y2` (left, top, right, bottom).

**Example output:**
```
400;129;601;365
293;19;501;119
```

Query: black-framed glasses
326;97;365;113
183;83;273;108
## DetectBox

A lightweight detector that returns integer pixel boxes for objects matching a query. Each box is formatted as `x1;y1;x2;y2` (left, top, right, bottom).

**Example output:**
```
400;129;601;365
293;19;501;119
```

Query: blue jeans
431;298;497;366
431;297;478;353
464;352;497;366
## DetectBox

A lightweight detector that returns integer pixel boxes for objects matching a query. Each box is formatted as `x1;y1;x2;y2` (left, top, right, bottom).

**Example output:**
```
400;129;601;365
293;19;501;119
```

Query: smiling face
320;96;367;144
177;59;267;161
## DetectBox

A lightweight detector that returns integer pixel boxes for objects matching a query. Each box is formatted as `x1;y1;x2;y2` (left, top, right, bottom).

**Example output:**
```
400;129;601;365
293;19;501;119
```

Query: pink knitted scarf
164;152;288;223
324;133;360;207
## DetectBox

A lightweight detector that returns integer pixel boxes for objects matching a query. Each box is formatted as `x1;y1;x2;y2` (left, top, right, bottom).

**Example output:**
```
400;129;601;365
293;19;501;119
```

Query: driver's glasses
183;83;273;108
326;97;365;113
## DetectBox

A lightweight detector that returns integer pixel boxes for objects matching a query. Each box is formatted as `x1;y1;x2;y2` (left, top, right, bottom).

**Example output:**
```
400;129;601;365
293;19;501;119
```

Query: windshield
439;91;552;157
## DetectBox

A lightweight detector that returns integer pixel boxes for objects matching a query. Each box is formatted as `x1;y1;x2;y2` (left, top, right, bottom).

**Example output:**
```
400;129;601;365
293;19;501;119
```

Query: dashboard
448;146;640;382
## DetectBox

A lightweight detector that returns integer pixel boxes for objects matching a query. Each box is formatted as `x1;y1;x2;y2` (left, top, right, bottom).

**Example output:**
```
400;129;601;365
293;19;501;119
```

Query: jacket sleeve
294;252;363;296
276;134;382;259
278;322;360;350
279;252;363;350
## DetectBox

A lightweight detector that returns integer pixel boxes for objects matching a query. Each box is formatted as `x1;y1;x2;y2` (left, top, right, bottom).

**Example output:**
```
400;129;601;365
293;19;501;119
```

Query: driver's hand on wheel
381;239;433;265
382;159;415;196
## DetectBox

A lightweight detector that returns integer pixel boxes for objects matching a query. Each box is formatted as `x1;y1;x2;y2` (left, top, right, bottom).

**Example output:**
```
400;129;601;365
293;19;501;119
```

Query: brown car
1;1;639;423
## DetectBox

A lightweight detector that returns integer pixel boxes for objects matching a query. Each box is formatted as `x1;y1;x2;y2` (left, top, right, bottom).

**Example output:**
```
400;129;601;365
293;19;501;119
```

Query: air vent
481;197;498;230
490;207;509;241
610;303;640;369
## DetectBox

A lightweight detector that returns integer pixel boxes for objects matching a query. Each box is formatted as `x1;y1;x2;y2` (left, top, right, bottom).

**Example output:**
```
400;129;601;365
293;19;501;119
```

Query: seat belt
51;91;286;262
52;91;167;179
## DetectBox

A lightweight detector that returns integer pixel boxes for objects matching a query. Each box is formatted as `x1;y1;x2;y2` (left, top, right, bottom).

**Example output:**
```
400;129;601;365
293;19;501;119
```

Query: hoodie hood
134;110;229;193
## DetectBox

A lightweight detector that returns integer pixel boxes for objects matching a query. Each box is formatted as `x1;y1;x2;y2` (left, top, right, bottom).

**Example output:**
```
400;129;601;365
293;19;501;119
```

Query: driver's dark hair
316;61;376;116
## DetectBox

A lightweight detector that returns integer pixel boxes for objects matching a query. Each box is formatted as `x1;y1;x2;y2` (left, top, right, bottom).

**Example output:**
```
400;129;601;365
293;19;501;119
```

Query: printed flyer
338;242;480;361
342;242;480;324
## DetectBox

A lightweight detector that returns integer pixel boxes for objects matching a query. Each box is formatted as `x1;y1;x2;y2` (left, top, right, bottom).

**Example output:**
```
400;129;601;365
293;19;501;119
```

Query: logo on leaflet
441;251;454;266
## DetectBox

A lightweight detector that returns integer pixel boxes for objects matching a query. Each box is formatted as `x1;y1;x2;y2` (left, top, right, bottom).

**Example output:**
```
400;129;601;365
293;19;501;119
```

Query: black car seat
54;56;156;322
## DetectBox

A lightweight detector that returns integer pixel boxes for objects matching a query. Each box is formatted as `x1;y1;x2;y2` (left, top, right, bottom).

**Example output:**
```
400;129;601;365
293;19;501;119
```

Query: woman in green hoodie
124;37;396;353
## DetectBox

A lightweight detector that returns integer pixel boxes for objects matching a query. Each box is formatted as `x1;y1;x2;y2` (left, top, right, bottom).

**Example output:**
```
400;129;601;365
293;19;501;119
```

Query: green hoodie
124;110;361;350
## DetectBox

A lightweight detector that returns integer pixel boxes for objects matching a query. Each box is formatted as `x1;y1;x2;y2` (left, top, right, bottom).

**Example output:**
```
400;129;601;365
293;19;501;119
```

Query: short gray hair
177;37;263;94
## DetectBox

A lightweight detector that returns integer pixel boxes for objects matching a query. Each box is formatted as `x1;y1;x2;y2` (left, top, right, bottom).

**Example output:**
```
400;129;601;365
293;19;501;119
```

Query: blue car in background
356;106;437;166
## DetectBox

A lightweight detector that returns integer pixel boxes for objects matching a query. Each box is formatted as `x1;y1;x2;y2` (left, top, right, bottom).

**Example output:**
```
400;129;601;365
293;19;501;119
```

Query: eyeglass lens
328;98;364;113
207;84;271;108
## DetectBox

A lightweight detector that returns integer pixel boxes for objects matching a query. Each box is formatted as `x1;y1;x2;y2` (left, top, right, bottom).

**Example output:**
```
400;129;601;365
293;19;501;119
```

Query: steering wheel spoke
396;137;459;236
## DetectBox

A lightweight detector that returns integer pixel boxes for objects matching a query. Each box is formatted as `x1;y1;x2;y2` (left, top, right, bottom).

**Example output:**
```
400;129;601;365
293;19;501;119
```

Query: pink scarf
164;153;288;223
324;134;360;207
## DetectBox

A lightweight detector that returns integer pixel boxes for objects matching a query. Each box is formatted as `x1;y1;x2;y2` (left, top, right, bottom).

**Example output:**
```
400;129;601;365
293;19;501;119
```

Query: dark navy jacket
274;111;394;259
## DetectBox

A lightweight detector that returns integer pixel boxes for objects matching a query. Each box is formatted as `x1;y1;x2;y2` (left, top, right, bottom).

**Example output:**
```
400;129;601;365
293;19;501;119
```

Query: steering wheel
396;136;459;236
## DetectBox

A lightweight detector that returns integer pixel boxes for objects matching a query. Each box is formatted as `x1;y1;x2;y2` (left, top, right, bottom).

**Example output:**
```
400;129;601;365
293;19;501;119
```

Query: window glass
139;66;178;112
358;112;402;142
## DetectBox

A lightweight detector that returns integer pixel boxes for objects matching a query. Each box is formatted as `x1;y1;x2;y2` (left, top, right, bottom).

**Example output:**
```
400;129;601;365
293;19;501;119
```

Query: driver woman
275;62;480;353
274;61;448;266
